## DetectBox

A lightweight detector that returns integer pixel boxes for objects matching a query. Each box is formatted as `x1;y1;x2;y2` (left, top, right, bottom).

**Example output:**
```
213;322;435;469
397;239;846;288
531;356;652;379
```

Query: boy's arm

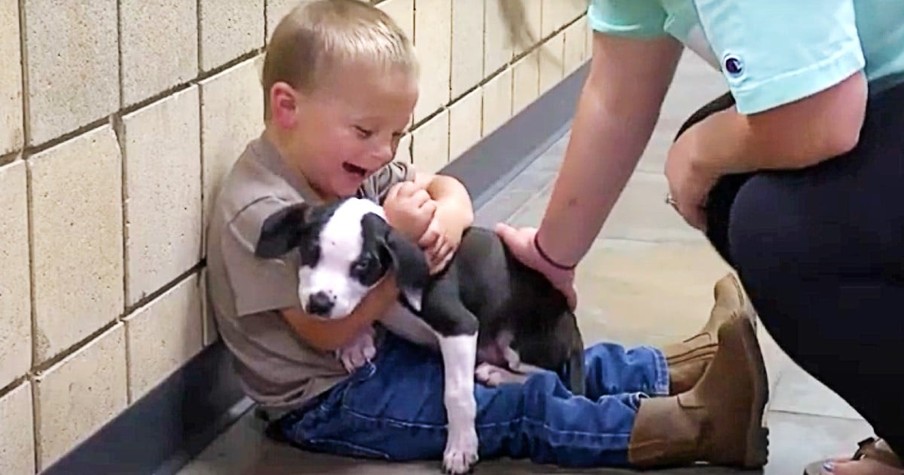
279;273;398;352
414;171;474;239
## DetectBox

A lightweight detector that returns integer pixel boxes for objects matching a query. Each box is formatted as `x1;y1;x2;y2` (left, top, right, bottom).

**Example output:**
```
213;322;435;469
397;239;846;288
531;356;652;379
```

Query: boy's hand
384;182;435;241
418;216;458;274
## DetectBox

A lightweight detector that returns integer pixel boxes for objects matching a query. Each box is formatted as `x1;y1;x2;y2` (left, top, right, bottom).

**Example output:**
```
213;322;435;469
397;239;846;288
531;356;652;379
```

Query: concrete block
512;0;541;57
199;0;264;72
23;0;119;145
413;0;451;122
125;273;203;402
266;0;305;42
29;126;124;363
0;381;35;475
123;87;202;305
411;110;449;174
200;56;265;253
0;0;23;155
539;33;565;95
564;16;587;75
512;49;540;115
450;0;484;99
120;0;199;106
449;88;482;160
484;0;511;75
34;324;127;472
378;0;414;44
481;68;512;136
543;0;586;37
0;161;31;390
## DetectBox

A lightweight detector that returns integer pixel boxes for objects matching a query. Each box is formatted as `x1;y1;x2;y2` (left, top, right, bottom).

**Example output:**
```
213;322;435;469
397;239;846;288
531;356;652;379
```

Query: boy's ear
363;213;430;312
255;203;310;259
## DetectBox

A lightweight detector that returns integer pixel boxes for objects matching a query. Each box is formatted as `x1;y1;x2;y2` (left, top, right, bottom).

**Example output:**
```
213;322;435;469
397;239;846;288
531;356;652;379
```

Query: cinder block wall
0;0;591;473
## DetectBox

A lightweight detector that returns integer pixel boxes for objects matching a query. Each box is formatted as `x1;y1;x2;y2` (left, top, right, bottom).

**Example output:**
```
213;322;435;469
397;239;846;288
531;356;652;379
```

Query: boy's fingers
420;200;437;217
411;189;431;206
394;181;416;196
418;228;440;248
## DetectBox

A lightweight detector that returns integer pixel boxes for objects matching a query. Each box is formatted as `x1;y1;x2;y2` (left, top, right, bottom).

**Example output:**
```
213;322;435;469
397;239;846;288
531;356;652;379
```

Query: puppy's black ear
255;203;310;259
384;228;431;312
363;213;430;312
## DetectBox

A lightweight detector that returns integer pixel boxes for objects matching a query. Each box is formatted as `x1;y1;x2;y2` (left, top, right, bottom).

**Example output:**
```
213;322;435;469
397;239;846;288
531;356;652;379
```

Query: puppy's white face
297;198;388;319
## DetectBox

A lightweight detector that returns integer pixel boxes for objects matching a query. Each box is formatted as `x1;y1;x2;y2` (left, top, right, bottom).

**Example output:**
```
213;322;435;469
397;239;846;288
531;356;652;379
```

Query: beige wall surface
0;0;591;472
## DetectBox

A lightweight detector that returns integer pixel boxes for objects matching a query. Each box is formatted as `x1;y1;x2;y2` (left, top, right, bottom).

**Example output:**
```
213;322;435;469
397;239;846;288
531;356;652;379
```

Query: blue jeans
274;332;669;468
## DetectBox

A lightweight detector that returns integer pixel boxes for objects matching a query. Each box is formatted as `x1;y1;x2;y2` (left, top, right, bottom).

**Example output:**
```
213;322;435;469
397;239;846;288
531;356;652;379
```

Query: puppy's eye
352;254;383;284
353;255;374;273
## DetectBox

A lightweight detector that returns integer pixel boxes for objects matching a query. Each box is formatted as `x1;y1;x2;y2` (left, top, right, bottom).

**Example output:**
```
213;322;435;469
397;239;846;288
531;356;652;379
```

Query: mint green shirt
588;0;904;114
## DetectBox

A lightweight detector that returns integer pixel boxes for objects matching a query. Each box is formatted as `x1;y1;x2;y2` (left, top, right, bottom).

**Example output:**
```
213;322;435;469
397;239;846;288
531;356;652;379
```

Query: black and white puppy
255;197;585;474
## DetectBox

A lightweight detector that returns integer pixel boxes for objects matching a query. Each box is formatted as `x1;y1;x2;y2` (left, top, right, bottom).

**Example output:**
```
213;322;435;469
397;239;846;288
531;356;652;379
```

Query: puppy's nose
307;292;334;316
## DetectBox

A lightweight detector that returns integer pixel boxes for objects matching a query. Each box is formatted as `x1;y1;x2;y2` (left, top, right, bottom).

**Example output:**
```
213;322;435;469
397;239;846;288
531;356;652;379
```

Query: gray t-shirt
205;133;413;413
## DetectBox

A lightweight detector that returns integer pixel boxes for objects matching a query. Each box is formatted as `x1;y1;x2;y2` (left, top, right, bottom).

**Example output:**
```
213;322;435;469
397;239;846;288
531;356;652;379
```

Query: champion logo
724;55;743;76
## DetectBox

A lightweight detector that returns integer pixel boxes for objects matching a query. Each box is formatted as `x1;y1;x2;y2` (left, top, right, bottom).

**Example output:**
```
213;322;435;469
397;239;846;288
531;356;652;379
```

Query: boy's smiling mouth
342;162;368;177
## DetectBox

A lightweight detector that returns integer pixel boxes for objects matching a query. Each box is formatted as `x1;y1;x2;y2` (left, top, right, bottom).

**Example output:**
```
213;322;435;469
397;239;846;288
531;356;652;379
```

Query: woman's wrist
533;230;577;270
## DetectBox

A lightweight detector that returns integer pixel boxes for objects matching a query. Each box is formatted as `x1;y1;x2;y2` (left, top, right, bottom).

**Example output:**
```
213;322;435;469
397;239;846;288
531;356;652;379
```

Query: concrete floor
177;53;874;475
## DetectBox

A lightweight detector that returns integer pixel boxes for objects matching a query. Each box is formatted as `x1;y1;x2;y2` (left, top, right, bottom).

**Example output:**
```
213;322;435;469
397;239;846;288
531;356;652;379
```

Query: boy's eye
355;126;372;138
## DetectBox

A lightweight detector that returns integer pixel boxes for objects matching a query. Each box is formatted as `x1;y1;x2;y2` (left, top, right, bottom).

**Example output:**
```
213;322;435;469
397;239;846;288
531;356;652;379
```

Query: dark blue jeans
275;332;669;467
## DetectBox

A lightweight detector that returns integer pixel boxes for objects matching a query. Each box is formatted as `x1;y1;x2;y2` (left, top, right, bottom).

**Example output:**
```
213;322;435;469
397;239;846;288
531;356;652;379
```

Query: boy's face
277;62;418;199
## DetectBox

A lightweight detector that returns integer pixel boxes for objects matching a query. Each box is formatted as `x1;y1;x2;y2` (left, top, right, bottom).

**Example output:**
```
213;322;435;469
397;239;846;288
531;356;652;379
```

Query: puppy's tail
567;331;586;396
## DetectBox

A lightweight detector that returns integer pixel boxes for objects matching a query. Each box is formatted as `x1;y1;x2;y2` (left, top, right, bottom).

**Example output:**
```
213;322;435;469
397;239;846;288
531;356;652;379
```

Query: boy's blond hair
262;0;418;118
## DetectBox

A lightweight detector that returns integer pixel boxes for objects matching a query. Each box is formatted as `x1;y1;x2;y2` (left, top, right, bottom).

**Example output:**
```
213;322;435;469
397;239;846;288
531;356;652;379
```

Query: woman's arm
689;71;867;176
535;32;684;268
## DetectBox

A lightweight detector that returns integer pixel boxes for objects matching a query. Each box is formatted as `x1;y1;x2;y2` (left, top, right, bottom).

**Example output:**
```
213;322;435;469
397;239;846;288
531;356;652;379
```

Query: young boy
205;0;770;472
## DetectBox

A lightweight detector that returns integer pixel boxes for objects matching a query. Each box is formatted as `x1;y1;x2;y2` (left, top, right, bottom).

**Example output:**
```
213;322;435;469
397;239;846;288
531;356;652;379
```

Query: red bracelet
533;233;576;271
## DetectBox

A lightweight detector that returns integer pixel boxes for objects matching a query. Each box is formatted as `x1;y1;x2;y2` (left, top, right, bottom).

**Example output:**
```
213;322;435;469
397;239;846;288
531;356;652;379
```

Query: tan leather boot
627;316;769;469
661;273;756;394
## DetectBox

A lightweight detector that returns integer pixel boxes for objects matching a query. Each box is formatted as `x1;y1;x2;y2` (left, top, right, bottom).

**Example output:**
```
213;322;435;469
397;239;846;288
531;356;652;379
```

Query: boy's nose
374;142;394;162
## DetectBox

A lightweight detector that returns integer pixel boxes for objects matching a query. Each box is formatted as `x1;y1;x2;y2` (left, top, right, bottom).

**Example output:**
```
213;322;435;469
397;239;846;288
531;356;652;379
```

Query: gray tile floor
178;53;874;475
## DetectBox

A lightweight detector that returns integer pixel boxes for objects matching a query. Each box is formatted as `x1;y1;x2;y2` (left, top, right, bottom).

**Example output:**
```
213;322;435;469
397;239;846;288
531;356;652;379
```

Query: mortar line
17;0;40;470
111;112;131;404
18;0;30;150
196;0;203;76
0;151;20;166
117;0;124;110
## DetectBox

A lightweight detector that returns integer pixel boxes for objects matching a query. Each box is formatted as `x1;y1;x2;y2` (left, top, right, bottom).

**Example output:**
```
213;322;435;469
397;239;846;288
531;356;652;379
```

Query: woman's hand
494;224;577;310
665;128;721;231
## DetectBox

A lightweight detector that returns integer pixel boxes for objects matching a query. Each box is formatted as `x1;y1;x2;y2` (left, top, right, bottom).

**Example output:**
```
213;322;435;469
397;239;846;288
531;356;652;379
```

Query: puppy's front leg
335;325;376;373
436;332;479;474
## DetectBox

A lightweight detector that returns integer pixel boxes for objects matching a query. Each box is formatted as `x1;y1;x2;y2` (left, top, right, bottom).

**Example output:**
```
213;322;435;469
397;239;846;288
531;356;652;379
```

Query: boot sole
727;318;770;468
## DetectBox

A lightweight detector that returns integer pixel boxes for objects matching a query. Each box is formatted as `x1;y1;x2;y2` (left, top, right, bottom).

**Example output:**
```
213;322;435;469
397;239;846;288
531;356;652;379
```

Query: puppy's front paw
475;362;528;387
443;428;478;474
336;328;376;373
